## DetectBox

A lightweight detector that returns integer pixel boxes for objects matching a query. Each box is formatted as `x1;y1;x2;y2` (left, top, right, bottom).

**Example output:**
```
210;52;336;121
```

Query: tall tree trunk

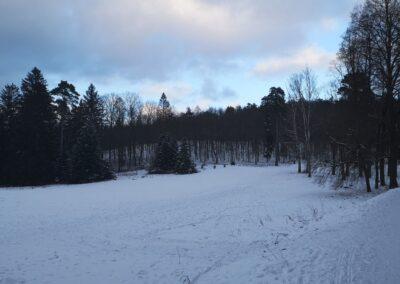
388;97;398;189
275;125;279;166
297;144;302;174
363;163;372;193
128;143;132;171
375;158;379;189
306;142;311;178
345;162;350;177
331;143;336;176
132;142;137;168
380;158;386;186
340;147;345;181
60;123;64;157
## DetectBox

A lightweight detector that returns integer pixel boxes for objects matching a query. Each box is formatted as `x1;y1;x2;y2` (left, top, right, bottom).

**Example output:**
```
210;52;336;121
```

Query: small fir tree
150;134;178;174
176;140;197;174
70;120;115;183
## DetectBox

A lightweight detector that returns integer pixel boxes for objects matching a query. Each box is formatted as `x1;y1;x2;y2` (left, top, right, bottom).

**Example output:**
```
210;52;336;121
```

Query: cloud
137;81;194;104
253;45;336;77
221;87;237;99
0;0;356;86
201;78;238;101
0;0;360;109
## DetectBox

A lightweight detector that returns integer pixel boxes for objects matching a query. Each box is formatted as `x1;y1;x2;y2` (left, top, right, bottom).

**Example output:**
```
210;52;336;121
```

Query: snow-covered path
0;165;399;283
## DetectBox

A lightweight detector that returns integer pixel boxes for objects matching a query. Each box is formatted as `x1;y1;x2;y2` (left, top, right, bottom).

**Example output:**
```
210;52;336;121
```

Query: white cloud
253;45;335;77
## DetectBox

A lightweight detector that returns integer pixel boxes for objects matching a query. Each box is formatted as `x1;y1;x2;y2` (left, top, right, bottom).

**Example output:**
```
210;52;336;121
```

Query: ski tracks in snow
1;166;395;284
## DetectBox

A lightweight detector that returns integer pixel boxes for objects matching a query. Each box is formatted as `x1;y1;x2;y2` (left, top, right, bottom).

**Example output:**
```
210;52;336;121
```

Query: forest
0;0;399;191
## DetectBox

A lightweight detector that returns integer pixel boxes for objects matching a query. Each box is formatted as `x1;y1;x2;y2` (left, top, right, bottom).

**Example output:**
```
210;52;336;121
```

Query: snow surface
0;165;399;284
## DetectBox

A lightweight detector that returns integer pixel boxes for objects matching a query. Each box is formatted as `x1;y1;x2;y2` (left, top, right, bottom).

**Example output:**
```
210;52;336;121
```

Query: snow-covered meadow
1;165;399;283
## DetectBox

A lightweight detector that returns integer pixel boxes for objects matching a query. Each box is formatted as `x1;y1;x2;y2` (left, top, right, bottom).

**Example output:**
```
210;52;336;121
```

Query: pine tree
51;81;80;182
18;67;57;185
261;87;286;166
176;140;197;174
150;134;178;174
70;120;115;183
51;81;79;112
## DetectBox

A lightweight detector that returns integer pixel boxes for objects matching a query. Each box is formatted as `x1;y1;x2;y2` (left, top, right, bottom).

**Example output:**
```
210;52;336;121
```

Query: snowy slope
0;165;398;284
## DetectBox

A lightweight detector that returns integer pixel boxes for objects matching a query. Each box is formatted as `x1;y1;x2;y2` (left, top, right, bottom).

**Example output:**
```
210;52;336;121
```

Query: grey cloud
0;0;357;86
221;87;237;99
201;78;237;101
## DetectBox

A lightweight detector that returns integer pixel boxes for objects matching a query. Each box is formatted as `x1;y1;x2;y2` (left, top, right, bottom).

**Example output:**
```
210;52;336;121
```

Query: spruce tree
18;67;57;185
157;93;172;120
67;84;115;183
0;84;21;185
70;120;114;183
82;84;104;132
150;134;178;174
176;140;196;174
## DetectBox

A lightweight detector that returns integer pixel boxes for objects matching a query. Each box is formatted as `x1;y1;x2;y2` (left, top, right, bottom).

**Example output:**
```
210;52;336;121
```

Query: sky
0;0;359;111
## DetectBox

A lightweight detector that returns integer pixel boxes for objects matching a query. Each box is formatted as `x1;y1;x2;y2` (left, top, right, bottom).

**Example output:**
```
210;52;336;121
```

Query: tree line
325;0;400;190
99;0;399;194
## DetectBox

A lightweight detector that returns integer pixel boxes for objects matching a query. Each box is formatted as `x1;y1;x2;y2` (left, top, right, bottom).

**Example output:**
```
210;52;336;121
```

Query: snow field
0;165;398;283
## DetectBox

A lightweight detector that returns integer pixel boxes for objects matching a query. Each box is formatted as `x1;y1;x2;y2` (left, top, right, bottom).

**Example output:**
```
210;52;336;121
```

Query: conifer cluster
0;68;114;186
150;135;196;174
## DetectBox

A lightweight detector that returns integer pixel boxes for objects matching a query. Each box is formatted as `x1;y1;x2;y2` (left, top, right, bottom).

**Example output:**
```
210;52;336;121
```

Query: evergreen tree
261;87;286;166
337;72;376;192
18;67;57;185
157;93;172;120
82;84;104;132
0;84;21;127
0;84;21;184
51;81;79;112
114;97;126;171
55;150;72;183
176;140;196;174
51;81;80;182
67;85;115;183
184;107;194;117
70;120;115;183
150;134;178;174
